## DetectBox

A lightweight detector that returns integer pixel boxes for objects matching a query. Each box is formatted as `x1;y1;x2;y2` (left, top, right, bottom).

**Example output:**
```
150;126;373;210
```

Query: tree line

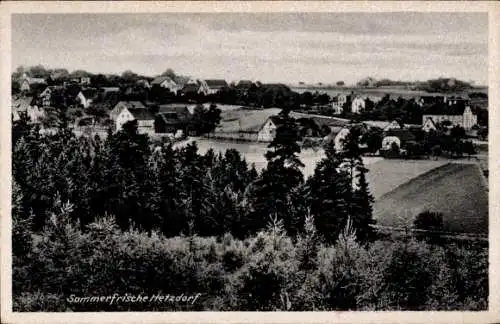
13;109;375;243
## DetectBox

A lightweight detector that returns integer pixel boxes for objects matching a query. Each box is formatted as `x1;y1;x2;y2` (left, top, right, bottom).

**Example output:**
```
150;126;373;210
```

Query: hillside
366;160;448;200
373;163;488;235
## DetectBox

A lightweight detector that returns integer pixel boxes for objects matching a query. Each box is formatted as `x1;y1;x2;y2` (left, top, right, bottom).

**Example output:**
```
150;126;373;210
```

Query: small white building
75;88;98;109
257;116;282;142
422;117;438;132
381;129;416;151
115;107;155;134
334;127;351;152
381;136;401;151
351;97;366;114
151;76;181;94
19;73;47;93
199;79;229;95
331;94;352;114
110;101;147;121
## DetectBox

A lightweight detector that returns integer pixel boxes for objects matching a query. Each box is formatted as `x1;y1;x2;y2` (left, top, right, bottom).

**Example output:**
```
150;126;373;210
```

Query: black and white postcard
1;1;499;323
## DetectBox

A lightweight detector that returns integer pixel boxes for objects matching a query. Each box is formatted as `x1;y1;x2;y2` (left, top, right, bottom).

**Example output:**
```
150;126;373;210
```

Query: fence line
370;224;488;242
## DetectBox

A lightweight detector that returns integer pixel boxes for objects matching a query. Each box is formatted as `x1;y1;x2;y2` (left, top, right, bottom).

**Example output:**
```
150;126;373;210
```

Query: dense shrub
13;212;488;311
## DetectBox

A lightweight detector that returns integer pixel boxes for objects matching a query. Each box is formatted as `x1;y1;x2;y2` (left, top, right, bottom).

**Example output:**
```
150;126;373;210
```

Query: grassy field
373;163;488;235
365;159;448;199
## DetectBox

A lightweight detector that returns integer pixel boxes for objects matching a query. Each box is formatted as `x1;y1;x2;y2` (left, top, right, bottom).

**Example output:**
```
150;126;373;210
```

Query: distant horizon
14;64;488;88
12;13;488;86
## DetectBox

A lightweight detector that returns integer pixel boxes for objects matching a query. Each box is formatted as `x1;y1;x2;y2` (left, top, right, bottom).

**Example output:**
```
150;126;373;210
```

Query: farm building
110;101;147;121
151;76;181;94
416;95;445;107
422;117;438;132
181;82;202;96
257;115;283;142
155;104;192;134
11;96;46;124
115;106;155;134
381;129;416;151
199;79;229;95
331;93;352;114
422;105;477;130
75;88;99;109
214;108;349;143
364;120;405;132
38;86;65;107
351;96;366;114
19;73;47;93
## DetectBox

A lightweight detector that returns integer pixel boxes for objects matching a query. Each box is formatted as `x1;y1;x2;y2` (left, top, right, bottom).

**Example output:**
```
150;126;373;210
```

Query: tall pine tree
248;110;305;236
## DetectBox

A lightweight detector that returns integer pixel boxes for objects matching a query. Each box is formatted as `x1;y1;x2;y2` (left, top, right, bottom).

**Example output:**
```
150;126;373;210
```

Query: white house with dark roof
76;88;99;109
19;73;47;93
199;79;228;95
422;105;477;130
110;101;147;121
151;76;180;94
115;106;155;134
422;117;438;132
39;86;64;107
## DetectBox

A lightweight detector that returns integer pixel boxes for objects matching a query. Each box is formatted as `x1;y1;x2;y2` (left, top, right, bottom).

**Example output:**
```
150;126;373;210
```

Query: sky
12;13;488;86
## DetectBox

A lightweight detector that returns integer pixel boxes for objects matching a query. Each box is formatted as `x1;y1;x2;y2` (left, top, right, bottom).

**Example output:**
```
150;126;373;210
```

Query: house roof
26;77;47;85
261;83;291;92
423;117;438;128
100;87;120;93
11;96;33;112
151;76;176;85
364;120;404;130
158;104;191;121
157;112;187;125
181;83;200;93
136;79;150;86
204;79;228;88
268;115;286;125
127;108;154;121
236;80;253;88
385;129;416;142
29;83;48;94
142;100;159;108
81;88;99;99
424;103;471;116
118;101;147;110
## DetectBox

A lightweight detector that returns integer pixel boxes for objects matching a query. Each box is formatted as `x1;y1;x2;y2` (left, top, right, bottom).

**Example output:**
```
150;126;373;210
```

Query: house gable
422;118;438;132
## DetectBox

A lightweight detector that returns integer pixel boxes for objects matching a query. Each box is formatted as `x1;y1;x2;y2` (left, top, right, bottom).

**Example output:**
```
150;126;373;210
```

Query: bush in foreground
13;211;487;311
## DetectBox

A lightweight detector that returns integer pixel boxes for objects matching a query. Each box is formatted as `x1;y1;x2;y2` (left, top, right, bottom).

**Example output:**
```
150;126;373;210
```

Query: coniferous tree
249;111;305;236
103;120;151;230
338;127;376;242
306;142;351;243
350;159;376;242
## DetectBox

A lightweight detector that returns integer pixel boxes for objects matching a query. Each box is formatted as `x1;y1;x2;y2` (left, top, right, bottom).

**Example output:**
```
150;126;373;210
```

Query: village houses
38;86;64;107
331;93;351;114
422;105;477;131
19;73;47;93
